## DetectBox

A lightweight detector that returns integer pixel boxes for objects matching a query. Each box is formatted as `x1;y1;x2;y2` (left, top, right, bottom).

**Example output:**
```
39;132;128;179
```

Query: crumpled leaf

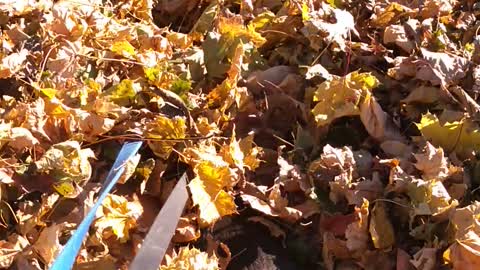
240;192;302;223
414;142;449;181
301;3;358;51
172;214;201;243
0;49;28;78
119;0;152;21
71;110;116;142
35;140;95;188
145;116;187;159
345;199;369;252
411;247;437;270
360;92;404;141
0;234;29;268
444;231;480;270
407;178;458;220
420;0;457;18
311;71;379;126
443;201;480;269
309;144;357;204
6;127;39;151
416;112;480;158
370;3;410;27
277;153;310;193
33;223;64;266
383;24;415;53
117;153;141;184
94;194;143;242
389;49;469;87
161;246;219;270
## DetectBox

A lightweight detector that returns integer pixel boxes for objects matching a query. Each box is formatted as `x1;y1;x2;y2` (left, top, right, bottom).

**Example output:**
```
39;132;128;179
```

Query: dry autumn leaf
369;202;395;249
35;140;95;197
161;246;219;270
345;199;369;252
416;112;480;158
145;116;187;159
414;142;449;181
94;194;143;243
311;71;379;126
189;160;237;227
1;0;480;269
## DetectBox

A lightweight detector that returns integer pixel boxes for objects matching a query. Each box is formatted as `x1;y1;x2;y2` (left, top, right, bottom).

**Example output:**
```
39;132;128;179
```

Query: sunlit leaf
35;140;95;190
416;112;480;158
161;246;219;270
189;160;237;227
345;199;369;252
248;10;275;30
312;71;379;126
145;116;186;159
105;79;141;106
95;194;143;243
110;40;136;58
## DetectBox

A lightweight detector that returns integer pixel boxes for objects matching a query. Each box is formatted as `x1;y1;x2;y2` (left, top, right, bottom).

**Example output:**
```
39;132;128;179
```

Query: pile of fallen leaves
0;0;480;269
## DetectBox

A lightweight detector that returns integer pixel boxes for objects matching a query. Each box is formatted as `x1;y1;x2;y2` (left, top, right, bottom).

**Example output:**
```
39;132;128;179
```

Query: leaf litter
0;0;480;269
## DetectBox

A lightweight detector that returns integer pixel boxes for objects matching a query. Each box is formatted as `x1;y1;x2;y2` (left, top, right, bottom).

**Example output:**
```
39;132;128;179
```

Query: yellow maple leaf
94;194;143;243
189;160;237;227
103;79;141;106
145;116;186;159
110;40;137;59
416;112;480;158
220;132;261;171
161;246;219;270
207;43;245;113
371;3;406;27
238;133;262;171
218;16;266;48
311;71;379;126
248;10;275;31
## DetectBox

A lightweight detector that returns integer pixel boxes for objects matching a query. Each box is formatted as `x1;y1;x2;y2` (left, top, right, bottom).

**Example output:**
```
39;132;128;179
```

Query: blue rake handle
50;141;143;270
